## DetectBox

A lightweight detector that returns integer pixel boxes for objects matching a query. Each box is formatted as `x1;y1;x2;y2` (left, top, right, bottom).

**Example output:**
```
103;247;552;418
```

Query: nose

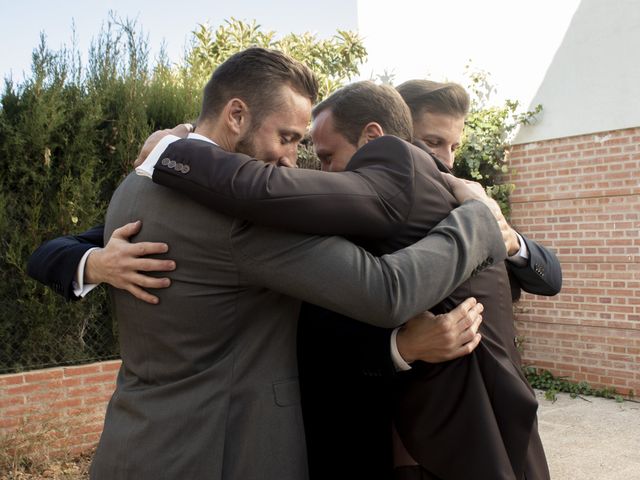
285;143;298;157
437;148;455;170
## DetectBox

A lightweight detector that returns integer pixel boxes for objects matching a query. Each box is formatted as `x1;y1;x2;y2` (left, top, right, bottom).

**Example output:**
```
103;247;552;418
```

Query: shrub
0;16;366;373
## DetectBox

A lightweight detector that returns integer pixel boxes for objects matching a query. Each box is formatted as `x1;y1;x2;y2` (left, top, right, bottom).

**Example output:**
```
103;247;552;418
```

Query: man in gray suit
71;48;506;479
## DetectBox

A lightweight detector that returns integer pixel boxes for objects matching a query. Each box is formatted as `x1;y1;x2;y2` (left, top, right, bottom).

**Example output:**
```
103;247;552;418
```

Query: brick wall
509;126;640;395
0;360;120;456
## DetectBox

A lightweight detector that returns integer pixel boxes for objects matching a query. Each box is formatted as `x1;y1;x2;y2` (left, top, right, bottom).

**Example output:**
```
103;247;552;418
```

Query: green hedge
0;17;366;373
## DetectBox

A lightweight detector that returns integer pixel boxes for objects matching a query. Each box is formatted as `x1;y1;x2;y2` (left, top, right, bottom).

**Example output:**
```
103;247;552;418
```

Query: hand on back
86;221;176;304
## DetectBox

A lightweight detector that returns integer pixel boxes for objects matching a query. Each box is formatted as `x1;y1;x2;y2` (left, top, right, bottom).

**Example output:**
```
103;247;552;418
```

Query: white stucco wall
355;0;580;108
514;0;640;144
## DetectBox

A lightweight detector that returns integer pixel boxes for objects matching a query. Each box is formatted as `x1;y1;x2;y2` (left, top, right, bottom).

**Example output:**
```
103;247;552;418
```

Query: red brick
6;383;47;395
0;395;26;408
63;365;103;377
83;394;113;406
68;386;102;398
0;417;22;429
24;369;64;383
100;361;122;372
68;406;102;417
83;373;118;385
61;377;83;387
51;398;83;409
0;374;25;386
3;405;40;417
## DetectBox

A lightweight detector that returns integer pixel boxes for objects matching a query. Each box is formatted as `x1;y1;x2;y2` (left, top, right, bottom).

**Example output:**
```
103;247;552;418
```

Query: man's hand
85;221;176;304
443;174;520;255
133;123;193;168
396;297;484;363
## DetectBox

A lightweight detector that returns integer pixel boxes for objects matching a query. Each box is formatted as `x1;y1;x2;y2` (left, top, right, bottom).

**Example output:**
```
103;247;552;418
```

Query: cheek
333;156;351;172
253;138;284;163
433;145;448;157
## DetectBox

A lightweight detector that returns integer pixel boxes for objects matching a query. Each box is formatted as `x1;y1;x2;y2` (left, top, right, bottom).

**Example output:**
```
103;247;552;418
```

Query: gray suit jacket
94;168;505;479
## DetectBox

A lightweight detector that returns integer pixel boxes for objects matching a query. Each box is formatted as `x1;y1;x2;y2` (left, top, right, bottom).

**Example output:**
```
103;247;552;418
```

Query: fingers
448;297;477;323
131;257;175;273
455;303;483;332
455;333;482;358
169;123;193;137
134;129;174;167
127;284;161;305
112;220;142;240
131;272;171;289
130;241;170;257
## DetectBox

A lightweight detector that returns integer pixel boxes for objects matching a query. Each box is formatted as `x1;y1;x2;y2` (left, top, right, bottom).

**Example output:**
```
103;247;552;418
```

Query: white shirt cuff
72;247;101;298
390;327;412;372
135;134;182;178
507;232;529;267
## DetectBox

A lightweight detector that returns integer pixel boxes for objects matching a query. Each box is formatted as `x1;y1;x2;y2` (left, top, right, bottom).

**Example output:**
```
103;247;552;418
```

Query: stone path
536;390;640;479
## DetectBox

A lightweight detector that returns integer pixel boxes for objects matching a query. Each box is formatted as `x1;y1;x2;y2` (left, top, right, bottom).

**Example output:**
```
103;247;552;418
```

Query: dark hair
396;80;469;122
199;47;318;124
312;81;413;145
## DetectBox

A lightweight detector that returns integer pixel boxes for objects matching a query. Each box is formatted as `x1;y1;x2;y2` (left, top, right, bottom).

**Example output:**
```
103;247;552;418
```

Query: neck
193;120;235;152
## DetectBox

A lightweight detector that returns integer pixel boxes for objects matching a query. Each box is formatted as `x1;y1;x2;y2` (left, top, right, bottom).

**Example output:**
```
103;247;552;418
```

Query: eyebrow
423;134;445;141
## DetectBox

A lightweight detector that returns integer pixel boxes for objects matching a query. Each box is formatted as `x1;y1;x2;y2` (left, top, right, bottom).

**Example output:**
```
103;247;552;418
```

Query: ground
2;390;639;479
0;450;91;480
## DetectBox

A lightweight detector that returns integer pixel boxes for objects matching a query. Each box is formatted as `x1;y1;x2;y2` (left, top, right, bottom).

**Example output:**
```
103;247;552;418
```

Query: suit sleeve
233;200;506;328
507;233;562;298
26;225;105;301
151;136;415;237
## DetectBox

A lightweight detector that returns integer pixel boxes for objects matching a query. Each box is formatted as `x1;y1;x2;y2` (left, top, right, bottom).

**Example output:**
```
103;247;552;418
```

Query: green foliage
453;67;542;216
523;367;629;403
185;18;366;102
0;16;365;373
0;32;118;372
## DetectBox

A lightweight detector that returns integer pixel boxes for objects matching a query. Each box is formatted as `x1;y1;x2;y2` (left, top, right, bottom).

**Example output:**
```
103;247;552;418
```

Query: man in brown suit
134;81;556;479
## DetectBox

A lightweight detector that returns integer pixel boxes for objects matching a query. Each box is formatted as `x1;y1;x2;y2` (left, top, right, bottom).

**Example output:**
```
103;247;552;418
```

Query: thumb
113;220;142;240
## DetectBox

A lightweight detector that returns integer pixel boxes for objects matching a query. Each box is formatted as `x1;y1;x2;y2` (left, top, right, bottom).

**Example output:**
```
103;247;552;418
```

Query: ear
358;122;384;146
223;98;250;135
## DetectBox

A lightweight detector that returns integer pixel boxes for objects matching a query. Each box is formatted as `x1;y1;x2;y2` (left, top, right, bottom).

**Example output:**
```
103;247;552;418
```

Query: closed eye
280;132;302;145
423;138;441;147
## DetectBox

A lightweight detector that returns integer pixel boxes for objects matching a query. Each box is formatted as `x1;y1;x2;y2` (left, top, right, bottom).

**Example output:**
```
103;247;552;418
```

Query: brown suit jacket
151;135;550;479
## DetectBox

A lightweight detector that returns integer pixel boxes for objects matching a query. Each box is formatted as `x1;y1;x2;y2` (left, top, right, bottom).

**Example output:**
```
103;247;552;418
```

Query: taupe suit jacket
149;136;551;479
93;149;505;479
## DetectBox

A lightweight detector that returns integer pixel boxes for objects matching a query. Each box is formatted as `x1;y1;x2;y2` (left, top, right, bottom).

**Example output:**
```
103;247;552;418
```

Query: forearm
508;234;562;295
151;137;412;237
235;200;506;328
27;226;105;300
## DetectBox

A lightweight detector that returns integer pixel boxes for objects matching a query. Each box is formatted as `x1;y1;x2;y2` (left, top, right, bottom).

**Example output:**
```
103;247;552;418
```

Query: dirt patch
0;449;92;480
